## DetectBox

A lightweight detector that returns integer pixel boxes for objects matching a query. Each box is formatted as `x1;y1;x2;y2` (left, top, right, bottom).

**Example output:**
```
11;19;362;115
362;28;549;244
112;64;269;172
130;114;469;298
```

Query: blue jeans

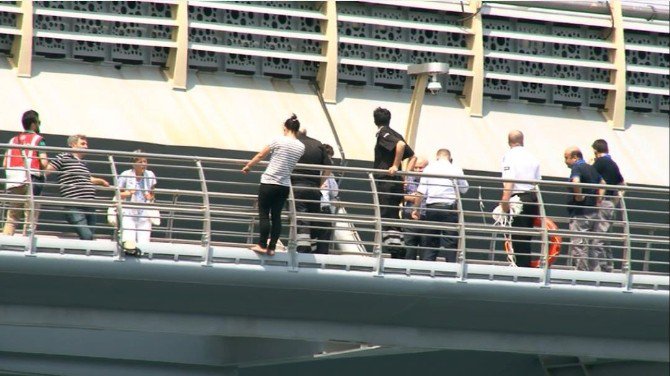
66;207;97;240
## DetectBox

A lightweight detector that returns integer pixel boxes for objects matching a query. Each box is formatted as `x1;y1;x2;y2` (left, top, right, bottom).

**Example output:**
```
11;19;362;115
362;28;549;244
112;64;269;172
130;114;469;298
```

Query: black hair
373;107;391;127
22;110;39;131
284;114;300;133
592;139;609;154
323;144;334;158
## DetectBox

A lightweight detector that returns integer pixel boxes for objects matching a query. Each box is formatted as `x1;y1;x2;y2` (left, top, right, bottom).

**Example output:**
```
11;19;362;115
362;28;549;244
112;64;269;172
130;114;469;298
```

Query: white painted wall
1;57;668;186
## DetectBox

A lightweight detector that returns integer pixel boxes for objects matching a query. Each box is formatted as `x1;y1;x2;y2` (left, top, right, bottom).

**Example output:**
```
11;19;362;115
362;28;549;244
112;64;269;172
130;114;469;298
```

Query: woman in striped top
242;114;305;256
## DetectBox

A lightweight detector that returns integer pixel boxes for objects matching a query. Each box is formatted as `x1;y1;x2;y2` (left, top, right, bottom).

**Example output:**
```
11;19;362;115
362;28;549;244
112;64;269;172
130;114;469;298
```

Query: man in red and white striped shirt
2;110;49;235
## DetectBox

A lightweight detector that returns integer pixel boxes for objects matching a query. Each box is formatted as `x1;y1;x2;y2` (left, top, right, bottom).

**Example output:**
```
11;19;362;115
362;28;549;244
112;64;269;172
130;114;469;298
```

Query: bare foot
250;245;267;253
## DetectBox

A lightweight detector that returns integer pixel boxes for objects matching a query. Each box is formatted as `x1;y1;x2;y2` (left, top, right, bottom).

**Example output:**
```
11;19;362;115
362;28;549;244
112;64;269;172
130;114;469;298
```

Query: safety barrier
0;144;668;292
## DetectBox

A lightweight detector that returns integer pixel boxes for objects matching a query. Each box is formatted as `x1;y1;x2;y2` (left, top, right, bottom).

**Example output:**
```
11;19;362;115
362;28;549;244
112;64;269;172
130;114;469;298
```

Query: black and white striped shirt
261;136;305;187
49;153;96;199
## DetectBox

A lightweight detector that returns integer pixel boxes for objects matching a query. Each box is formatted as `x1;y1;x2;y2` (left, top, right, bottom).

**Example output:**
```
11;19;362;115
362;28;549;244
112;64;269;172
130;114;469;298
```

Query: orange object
504;217;562;268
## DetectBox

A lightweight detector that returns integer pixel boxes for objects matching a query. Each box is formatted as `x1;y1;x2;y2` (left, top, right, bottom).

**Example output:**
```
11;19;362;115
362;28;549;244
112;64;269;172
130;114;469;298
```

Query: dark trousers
315;207;333;254
294;184;322;253
376;176;405;258
66;207;97;240
421;203;459;262
403;215;425;260
257;183;289;251
511;192;539;268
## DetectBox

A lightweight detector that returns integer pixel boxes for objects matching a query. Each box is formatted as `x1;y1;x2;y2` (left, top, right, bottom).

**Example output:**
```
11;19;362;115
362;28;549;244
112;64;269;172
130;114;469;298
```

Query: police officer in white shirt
412;149;469;262
500;130;541;267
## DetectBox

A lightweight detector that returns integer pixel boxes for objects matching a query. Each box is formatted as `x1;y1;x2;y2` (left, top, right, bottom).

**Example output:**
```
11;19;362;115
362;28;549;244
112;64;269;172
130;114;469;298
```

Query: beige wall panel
0;58;339;157
0;58;666;186
330;84;669;186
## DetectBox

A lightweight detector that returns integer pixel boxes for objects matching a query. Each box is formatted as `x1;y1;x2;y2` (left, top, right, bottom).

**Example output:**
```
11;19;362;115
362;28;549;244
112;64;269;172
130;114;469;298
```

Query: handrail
1;144;668;291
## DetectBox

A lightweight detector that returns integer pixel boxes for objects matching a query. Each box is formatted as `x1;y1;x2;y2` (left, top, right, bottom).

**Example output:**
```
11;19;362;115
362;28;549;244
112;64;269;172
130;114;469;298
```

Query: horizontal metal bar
340;36;474;56
189;21;328;42
33;30;177;48
627;65;670;75
189;43;327;63
627;85;670;96
484;71;616;90
337;14;473;35
485;51;616;70
482;3;613;27
188;1;327;20
484;29;615;49
34;7;178;26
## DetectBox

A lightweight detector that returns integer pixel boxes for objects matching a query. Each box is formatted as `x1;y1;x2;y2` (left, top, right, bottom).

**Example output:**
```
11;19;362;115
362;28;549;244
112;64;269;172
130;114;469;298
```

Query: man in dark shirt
564;146;605;271
292;129;332;253
372;107;416;258
590;139;625;272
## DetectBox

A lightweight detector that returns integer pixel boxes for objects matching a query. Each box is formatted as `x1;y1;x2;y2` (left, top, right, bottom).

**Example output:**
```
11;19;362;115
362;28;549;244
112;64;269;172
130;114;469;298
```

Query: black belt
426;202;456;208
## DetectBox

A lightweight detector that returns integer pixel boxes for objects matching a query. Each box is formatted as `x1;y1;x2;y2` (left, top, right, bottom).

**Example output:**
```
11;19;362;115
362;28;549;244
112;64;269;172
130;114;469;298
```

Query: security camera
426;74;442;95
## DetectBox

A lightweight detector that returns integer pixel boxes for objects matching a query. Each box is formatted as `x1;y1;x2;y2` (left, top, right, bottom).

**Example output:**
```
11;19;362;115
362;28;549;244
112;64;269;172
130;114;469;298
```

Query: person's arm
91;176;110;187
571;176;583;202
500;181;514;213
388;140;406;175
411;192;423;220
405;155;417;175
456;167;469;195
242;145;271;174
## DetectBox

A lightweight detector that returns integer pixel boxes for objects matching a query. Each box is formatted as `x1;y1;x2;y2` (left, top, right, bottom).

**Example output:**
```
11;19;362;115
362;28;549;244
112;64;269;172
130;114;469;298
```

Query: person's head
283;114;300;135
22;110;40;132
414;157;429;172
299;128;307;136
563;146;583;168
508;130;524;147
436;148;452;163
67;134;88;149
373;107;391;127
131;149;148;174
323;144;334;158
592;139;609;155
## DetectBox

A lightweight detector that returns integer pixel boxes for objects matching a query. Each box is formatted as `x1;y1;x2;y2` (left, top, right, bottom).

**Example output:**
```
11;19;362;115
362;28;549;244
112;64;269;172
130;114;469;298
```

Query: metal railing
1;144;668;291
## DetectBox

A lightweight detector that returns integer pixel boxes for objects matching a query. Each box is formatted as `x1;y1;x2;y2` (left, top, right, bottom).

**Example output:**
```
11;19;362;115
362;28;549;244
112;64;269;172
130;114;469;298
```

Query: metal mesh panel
188;5;221;69
0;9;16;53
483;18;514;99
337;3;369;85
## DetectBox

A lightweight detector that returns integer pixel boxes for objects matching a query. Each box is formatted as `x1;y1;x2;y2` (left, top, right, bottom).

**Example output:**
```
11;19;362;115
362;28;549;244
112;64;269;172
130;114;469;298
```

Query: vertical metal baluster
108;155;123;261
535;186;550;287
196;160;213;266
368;173;383;276
287;184;298;272
454;178;467;282
23;151;36;256
620;194;632;291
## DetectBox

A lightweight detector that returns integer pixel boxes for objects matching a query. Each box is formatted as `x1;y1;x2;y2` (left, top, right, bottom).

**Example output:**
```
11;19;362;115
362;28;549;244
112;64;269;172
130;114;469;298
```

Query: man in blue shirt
564;146;605;271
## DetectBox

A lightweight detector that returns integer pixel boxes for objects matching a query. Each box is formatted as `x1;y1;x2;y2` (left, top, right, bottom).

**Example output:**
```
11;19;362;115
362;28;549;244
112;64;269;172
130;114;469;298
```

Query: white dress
117;169;157;244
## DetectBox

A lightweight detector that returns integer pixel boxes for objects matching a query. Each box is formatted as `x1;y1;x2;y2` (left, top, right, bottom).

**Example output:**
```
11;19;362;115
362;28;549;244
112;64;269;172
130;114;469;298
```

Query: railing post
22;151;36;256
368;173;384;276
108;155;124;261
454;178;467;282
195;160;213;266
535;186;551;287
619;195;633;291
287;185;299;272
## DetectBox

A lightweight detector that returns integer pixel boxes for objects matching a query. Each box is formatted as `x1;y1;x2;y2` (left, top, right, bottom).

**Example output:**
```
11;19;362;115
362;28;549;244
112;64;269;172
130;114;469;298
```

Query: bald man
401;156;428;260
564;146;606;271
500;130;541;267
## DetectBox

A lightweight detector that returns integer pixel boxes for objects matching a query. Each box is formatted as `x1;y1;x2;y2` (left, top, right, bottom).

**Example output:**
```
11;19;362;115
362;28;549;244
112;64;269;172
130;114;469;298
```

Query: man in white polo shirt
500;130;541;268
412;149;469;262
